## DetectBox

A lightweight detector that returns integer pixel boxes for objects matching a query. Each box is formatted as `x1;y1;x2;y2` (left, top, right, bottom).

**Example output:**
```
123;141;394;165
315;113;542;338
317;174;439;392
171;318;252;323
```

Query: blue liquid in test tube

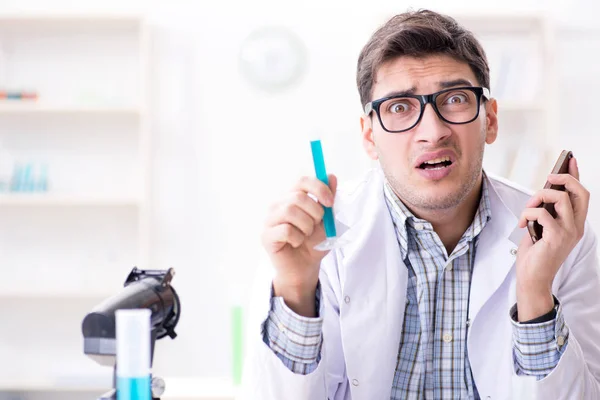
310;140;337;239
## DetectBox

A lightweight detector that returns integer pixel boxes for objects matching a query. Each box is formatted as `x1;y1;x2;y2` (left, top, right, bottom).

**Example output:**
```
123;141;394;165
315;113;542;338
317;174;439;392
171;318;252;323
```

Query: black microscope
81;267;181;400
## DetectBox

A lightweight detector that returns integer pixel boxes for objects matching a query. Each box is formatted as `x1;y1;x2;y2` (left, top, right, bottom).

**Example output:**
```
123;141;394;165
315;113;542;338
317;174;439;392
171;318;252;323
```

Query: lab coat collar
333;167;524;262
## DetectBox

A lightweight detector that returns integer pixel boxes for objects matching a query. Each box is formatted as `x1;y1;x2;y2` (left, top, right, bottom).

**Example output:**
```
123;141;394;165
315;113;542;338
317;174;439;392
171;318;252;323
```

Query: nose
413;103;452;144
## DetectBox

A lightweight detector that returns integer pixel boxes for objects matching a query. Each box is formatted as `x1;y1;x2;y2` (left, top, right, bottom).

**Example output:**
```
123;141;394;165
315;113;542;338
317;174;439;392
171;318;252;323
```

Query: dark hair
356;9;490;107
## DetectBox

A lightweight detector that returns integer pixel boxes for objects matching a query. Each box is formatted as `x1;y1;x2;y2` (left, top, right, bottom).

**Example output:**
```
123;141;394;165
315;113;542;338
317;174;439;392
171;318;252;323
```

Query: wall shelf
0;290;119;300
0;14;144;32
0;193;141;207
0;103;141;116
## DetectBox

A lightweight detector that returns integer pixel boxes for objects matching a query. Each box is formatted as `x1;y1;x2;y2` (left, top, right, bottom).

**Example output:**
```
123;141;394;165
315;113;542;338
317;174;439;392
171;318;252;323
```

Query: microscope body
81;267;180;400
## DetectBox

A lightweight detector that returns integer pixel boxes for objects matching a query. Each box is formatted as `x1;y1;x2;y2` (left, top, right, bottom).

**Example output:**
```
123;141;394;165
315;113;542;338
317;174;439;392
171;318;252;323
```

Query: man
240;9;600;400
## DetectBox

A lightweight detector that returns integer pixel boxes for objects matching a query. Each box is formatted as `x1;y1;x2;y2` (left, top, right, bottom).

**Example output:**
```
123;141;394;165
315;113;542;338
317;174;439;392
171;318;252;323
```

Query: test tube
116;309;152;400
310;140;337;238
311;139;348;251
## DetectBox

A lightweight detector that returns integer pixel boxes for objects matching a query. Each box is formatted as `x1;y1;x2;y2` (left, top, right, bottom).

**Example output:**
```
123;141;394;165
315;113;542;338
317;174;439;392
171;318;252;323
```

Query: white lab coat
239;167;600;400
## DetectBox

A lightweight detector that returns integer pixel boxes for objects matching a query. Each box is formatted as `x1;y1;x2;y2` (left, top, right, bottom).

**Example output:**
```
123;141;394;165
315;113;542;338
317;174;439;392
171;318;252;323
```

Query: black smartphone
527;150;573;243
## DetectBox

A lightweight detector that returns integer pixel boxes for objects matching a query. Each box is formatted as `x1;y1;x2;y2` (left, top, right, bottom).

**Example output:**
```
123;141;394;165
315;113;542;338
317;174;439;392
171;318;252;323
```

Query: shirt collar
384;171;493;256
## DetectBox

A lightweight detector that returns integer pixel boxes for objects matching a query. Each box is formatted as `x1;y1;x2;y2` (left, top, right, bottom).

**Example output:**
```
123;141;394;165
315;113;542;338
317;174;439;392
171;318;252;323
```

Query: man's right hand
261;174;338;317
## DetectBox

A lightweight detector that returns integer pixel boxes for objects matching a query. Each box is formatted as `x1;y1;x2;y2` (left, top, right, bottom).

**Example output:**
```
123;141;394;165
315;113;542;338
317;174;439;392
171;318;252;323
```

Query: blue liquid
117;376;151;400
310;140;337;238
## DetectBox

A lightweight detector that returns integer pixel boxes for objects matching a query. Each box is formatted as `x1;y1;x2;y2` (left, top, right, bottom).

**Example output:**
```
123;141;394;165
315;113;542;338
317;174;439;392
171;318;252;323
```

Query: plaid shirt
263;175;569;398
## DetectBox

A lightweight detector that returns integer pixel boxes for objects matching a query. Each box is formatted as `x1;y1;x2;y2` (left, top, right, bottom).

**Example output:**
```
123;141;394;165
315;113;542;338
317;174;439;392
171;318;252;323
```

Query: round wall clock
238;26;308;93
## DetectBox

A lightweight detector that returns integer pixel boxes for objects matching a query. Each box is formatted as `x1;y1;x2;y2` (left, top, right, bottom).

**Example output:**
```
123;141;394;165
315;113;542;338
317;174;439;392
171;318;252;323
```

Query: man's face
361;54;498;213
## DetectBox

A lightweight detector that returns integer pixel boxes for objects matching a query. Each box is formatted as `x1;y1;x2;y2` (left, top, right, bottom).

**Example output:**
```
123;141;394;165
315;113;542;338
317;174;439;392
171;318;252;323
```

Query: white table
162;377;238;400
0;376;239;400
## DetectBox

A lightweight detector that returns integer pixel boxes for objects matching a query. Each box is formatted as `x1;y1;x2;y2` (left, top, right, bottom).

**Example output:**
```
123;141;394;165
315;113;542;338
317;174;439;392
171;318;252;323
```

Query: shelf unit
453;12;559;190
0;13;152;397
0;12;151;261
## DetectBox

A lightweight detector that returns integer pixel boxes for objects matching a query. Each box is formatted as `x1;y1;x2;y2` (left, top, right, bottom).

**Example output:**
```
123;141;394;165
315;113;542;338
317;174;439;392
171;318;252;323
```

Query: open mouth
418;156;453;170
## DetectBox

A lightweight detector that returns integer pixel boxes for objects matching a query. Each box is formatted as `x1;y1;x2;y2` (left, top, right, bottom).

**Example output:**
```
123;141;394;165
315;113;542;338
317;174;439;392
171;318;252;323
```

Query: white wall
1;0;599;386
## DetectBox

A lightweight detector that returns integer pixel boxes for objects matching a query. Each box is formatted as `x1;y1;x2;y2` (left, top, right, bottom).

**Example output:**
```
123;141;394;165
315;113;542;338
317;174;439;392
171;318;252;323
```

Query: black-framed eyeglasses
364;86;490;133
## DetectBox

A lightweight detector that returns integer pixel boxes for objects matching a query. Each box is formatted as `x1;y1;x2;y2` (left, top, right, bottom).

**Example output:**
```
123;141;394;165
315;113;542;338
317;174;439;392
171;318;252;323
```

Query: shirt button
414;223;424;230
446;264;453;271
466;319;471;327
557;336;565;346
352;379;359;386
344;296;351;304
443;333;453;343
510;247;517;256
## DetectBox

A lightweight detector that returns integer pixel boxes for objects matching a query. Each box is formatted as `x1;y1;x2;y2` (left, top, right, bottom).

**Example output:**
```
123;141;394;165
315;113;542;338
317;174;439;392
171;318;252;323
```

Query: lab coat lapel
334;170;408;400
466;177;530;398
469;178;521;325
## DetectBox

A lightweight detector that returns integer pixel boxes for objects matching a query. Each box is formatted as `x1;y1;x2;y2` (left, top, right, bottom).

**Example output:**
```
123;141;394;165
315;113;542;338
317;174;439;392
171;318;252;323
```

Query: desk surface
163;377;238;399
0;376;239;400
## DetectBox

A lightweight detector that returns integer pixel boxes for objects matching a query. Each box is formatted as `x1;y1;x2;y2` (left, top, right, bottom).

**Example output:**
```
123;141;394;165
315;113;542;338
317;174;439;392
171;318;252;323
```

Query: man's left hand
515;156;590;321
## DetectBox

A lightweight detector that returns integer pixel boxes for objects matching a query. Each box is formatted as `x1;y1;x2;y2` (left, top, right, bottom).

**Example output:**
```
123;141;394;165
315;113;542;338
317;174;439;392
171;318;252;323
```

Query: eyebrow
438;78;474;89
380;87;417;98
379;78;475;99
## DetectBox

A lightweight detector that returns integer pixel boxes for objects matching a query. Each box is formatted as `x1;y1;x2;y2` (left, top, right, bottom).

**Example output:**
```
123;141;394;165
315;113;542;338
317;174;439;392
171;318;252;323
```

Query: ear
485;98;498;145
361;114;379;160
